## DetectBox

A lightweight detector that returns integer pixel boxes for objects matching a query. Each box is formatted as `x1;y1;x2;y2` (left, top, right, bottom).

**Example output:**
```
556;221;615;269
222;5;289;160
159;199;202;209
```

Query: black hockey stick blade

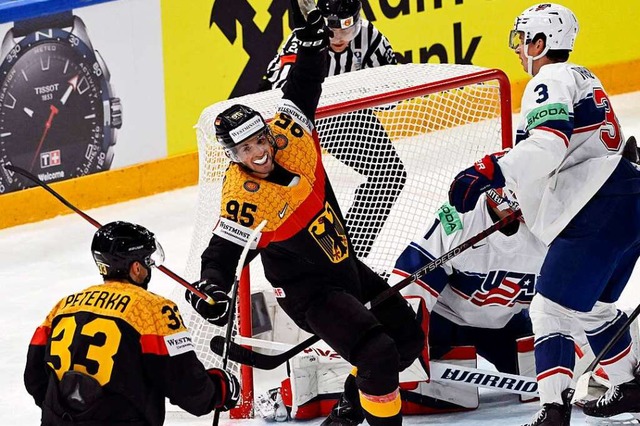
210;334;321;370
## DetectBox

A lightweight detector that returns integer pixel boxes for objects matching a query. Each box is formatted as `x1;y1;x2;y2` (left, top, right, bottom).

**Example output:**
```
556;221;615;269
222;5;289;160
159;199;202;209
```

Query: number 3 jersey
497;62;626;244
391;194;548;329
24;281;218;425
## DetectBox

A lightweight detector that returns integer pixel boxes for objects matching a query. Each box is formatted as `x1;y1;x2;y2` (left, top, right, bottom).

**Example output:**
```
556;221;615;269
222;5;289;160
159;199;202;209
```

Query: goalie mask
318;0;362;47
509;3;578;75
91;221;164;288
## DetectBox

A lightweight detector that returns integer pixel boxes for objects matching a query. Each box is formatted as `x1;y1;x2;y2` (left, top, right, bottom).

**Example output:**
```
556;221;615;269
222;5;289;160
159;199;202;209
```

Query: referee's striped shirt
261;19;397;90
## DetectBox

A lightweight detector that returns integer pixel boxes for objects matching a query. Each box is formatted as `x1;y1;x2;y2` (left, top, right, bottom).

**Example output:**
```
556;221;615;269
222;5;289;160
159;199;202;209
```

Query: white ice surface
1;91;639;425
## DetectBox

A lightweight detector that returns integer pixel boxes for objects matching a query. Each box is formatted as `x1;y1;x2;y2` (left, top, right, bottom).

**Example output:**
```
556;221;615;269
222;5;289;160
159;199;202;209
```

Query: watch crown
110;97;123;129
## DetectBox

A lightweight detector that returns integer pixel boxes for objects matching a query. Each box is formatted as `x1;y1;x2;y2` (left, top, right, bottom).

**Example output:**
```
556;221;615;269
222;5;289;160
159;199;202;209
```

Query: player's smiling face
235;129;275;178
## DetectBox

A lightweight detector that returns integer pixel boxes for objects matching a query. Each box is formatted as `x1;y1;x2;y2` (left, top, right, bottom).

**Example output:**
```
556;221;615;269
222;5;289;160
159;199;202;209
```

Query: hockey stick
230;336;538;397
213;219;267;426
4;164;214;304
210;207;523;370
572;303;640;404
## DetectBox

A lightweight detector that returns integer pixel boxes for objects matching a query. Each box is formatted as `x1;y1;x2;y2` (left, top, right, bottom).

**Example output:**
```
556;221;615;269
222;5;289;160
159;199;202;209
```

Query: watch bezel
0;18;117;192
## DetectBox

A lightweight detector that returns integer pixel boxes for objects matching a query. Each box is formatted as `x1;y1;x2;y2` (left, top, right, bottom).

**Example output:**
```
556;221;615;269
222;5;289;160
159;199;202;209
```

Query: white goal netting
173;63;512;417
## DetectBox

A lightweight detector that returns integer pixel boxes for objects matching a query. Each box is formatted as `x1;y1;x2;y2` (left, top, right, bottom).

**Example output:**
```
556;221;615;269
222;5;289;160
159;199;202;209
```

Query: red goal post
175;63;512;419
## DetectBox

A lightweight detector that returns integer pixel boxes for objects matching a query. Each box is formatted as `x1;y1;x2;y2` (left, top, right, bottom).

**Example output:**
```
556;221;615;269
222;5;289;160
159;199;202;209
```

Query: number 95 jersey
24;281;217;425
212;101;376;328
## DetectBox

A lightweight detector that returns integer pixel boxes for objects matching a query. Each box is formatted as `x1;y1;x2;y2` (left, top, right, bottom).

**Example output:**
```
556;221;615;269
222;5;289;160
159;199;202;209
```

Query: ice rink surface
1;91;639;425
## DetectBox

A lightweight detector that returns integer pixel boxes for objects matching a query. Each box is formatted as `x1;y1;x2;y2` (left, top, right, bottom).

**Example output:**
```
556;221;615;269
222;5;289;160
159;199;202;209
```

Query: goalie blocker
262;340;536;420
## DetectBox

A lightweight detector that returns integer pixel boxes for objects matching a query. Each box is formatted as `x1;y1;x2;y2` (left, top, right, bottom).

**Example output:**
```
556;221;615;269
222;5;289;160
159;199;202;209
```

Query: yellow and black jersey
201;43;387;329
221;111;332;248
24;281;217;425
203;110;386;329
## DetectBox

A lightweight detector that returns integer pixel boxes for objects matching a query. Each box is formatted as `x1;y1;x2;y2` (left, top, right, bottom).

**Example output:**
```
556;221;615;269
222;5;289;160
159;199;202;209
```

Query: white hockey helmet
509;3;579;52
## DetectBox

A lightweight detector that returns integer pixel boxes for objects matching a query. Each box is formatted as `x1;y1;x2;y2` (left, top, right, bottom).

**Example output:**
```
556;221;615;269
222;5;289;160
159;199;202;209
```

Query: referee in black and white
259;0;407;260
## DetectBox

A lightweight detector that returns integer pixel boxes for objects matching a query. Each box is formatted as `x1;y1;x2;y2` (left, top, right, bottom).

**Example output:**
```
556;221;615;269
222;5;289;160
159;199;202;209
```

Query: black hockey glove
207;368;240;411
185;280;230;326
295;9;332;52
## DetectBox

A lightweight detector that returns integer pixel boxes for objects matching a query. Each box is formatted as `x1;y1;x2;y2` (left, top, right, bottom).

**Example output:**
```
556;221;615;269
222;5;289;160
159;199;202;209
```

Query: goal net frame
177;63;513;419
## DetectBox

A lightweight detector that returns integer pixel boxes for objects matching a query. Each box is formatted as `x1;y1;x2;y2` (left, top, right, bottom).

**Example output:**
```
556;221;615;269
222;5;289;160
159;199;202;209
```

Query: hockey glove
295;9;332;53
207;368;240;411
448;154;506;213
185;280;230;326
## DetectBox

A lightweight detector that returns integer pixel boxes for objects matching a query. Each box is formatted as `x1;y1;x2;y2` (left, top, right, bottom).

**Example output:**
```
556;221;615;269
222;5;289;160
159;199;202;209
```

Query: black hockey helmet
215;104;268;150
317;0;361;29
91;221;163;284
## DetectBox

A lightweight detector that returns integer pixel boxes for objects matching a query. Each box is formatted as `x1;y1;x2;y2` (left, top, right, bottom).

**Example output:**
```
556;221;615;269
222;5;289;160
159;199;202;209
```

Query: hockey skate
522;389;573;426
583;371;640;420
320;392;365;426
320;375;365;426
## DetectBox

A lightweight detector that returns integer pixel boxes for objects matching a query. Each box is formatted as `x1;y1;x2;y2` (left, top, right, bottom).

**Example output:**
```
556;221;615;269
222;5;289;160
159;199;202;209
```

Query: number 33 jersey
24;281;217;425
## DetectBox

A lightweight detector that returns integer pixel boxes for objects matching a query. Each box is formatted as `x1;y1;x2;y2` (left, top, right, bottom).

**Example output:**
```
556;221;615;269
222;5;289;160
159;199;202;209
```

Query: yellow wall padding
0;152;198;229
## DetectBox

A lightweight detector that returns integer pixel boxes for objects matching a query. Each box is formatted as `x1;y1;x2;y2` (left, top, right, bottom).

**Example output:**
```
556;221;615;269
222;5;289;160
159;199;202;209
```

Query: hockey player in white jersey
448;4;640;425
319;188;546;425
394;189;545;375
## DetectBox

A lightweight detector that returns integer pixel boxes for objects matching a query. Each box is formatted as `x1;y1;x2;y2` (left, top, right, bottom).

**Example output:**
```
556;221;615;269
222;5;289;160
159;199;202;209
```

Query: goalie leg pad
400;346;479;414
287;343;353;419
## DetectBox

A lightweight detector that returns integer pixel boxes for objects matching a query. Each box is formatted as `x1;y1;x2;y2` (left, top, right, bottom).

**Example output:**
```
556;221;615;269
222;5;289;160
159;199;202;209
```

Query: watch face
0;26;115;193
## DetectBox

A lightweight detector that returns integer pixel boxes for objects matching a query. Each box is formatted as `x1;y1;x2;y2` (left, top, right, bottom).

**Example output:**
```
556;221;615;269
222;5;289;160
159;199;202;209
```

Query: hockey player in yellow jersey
186;9;424;426
24;221;240;426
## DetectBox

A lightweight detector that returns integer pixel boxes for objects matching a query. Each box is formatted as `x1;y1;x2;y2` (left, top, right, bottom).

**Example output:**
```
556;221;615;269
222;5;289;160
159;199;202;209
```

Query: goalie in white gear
448;4;640;426
394;189;544;378
309;188;546;425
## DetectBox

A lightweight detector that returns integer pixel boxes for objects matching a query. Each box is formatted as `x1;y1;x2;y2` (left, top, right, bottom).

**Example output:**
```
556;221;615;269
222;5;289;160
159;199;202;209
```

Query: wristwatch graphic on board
0;11;122;194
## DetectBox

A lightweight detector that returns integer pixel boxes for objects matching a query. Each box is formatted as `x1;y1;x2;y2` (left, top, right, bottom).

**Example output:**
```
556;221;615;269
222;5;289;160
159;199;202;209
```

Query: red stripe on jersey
279;54;297;66
30;326;51;345
140;334;168;355
537;126;570;147
574;121;605;134
450;286;471;300
517;336;535;353
259;131;327;247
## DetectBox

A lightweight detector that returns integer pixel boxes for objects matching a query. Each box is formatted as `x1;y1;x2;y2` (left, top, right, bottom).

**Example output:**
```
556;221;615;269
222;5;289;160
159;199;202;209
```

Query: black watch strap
14;11;75;37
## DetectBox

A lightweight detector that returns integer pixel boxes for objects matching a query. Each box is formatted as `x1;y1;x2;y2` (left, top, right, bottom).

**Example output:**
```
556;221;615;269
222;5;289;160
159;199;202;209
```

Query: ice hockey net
175;63;512;418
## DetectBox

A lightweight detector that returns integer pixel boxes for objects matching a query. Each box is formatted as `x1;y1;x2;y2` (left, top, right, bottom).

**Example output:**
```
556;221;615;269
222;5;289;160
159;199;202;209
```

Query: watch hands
29;104;59;172
28;75;77;172
60;75;79;106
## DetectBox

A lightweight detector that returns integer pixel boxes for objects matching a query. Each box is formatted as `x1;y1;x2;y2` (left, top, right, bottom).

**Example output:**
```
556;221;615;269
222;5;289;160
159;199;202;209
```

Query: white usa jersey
498;62;625;244
391;194;547;329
